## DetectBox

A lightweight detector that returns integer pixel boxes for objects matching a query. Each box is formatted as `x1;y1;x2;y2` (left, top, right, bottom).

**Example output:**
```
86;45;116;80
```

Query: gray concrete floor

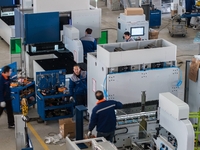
0;0;198;149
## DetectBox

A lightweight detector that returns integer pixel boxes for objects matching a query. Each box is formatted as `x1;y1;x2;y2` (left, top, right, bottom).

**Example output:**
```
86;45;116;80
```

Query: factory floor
0;0;198;150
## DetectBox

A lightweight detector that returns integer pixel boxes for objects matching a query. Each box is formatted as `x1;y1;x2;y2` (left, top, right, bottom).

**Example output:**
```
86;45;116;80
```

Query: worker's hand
87;131;92;137
69;96;74;102
0;101;6;108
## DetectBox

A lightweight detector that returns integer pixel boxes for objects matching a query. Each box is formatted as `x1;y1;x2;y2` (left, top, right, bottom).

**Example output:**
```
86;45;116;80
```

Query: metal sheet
107;68;179;104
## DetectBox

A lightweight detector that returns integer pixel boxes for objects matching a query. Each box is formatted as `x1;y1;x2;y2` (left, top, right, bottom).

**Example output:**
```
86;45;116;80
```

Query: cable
176;68;183;88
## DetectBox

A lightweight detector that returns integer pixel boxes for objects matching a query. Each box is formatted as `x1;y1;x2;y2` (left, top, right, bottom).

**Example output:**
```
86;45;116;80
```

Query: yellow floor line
27;122;49;150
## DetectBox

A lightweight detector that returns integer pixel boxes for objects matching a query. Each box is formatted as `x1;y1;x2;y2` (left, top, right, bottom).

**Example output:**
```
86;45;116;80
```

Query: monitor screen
131;27;144;36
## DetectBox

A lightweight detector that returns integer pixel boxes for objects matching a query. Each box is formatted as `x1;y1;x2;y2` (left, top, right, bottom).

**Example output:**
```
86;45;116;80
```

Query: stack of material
171;3;178;17
124;7;144;15
149;29;159;39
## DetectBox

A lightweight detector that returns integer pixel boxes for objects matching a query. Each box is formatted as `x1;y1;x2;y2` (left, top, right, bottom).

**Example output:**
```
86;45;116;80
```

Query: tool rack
36;69;74;124
11;81;36;113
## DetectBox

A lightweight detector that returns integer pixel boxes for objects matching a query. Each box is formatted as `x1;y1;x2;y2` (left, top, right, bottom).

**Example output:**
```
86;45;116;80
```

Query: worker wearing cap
124;31;134;42
69;64;87;106
81;28;97;57
88;90;123;142
0;65;15;129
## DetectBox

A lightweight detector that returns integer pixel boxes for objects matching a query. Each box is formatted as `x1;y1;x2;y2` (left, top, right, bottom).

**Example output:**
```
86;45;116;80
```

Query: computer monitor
130;27;144;36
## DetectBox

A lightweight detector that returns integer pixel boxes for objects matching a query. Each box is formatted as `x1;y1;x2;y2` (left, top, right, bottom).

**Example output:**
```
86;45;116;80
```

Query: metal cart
168;16;187;37
36;69;74;124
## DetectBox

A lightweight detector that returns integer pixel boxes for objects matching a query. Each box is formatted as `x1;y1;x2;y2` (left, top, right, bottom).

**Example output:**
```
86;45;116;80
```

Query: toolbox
35;69;74;124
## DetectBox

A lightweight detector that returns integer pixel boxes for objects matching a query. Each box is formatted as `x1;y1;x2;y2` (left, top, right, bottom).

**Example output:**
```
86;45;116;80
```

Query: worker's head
85;28;92;35
124;31;131;40
2;66;11;77
73;64;81;76
95;90;104;100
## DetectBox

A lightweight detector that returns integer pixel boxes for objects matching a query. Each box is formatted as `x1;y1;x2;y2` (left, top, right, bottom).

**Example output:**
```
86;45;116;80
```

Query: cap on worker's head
95;90;104;100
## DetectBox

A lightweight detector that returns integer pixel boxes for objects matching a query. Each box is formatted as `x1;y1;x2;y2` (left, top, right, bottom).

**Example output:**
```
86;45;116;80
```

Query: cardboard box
59;118;76;138
125;8;144;15
189;58;200;82
149;29;159;39
171;10;178;17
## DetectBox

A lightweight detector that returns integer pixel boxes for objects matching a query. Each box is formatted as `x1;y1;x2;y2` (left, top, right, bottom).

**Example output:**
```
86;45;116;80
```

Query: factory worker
81;28;97;60
185;0;195;27
0;66;15;128
69;64;87;106
124;31;134;42
88;90;123;142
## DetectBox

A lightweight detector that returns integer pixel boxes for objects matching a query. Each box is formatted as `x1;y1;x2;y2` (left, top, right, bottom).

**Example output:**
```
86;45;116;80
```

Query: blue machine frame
36;69;74;122
11;81;36;113
0;0;16;7
24;12;60;45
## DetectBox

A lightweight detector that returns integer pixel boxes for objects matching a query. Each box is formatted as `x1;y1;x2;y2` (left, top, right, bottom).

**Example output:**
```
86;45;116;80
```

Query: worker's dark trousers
75;94;87;107
97;131;115;143
0;100;14;126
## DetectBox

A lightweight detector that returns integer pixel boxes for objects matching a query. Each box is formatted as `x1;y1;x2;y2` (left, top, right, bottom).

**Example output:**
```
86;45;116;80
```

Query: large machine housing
87;39;179;115
117;13;149;42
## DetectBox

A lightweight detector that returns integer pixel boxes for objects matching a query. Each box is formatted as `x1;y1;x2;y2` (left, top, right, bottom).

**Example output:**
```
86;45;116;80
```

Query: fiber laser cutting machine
12;0;101;77
85;39;194;149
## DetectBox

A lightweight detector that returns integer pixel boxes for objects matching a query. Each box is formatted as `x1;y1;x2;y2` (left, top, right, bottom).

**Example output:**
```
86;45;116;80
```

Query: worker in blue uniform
185;0;195;27
88;90;123;142
81;28;97;58
69;64;87;106
0;66;15;128
124;31;134;42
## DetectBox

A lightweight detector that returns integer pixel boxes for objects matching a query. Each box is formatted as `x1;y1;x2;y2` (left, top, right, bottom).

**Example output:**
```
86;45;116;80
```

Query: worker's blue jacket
81;34;97;55
186;0;195;12
69;71;87;96
89;100;123;133
0;74;11;102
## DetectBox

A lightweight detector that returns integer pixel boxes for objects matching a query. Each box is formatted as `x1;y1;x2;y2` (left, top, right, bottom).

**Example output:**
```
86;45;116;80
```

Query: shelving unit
11;81;36;113
36;69;74;124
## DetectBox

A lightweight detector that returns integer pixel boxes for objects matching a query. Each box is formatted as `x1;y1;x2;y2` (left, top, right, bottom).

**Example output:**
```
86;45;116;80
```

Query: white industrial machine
117;13;149;42
62;25;84;63
66;137;118;150
0;0;33;45
87;39;178;115
86;39;191;149
65;92;194;150
153;93;194;150
20;0;101;77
